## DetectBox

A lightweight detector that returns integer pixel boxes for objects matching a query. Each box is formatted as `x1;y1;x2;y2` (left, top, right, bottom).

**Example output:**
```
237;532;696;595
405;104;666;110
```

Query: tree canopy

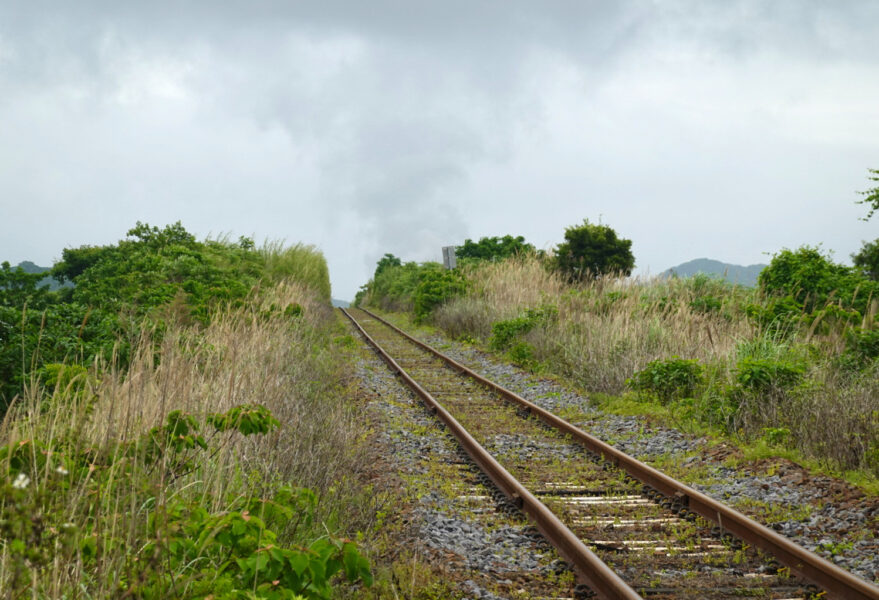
455;235;535;261
554;220;635;279
373;253;402;278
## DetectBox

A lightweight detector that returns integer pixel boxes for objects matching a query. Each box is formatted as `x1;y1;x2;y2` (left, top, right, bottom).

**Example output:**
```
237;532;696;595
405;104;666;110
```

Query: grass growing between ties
1;223;378;598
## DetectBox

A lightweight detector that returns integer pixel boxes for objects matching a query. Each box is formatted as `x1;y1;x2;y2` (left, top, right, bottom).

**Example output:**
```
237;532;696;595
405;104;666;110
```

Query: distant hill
10;261;70;290
15;260;48;275
661;258;766;287
331;298;350;308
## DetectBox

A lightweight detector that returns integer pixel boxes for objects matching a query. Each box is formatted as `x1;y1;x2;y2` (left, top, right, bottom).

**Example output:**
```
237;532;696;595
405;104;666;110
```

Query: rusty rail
341;308;643;600
354;307;879;600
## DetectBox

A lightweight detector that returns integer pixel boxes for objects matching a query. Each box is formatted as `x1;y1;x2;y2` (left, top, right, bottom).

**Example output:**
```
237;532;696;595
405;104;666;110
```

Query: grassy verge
1;226;377;597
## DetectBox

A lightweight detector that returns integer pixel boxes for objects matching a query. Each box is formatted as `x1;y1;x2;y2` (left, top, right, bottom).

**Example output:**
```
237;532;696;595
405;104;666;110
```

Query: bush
627;357;704;403
758;246;879;316
734;357;805;394
489;306;557;351
412;270;468;321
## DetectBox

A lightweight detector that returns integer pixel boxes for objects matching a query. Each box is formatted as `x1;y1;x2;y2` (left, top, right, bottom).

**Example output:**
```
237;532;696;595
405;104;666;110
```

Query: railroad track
342;307;879;600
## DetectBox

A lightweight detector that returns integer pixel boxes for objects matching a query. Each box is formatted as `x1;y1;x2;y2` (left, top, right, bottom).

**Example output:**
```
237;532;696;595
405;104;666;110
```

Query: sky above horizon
1;1;878;300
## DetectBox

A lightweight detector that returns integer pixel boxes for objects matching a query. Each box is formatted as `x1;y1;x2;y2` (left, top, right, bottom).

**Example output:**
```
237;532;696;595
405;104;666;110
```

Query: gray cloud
1;1;878;299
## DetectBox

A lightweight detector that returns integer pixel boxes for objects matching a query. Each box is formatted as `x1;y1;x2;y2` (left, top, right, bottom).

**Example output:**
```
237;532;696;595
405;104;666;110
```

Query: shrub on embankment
0;223;375;597
367;249;879;478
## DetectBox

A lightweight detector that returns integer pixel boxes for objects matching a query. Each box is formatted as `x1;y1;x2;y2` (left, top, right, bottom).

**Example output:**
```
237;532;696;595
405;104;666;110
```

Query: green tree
857;168;879;221
51;245;112;283
374;253;402;278
456;235;535;261
554;220;635;279
852;239;879;281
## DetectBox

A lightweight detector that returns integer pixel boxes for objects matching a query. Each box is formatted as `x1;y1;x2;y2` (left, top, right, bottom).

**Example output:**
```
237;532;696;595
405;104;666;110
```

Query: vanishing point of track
342;307;879;600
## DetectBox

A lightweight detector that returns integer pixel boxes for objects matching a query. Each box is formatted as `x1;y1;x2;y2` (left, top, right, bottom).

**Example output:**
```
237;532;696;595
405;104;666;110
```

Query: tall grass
260;241;332;302
0;281;373;596
436;256;752;391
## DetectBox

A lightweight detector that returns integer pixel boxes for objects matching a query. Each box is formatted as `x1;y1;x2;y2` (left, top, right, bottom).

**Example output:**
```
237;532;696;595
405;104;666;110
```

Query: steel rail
356;307;879;600
341;308;643;600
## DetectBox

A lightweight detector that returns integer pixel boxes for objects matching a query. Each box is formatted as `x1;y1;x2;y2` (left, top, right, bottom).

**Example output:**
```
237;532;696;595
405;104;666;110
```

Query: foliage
627;357;704;403
554;219;635;280
744;295;803;335
455;235;535;262
857;167;879;220
0;406;371;598
360;261;439;310
0;303;121;404
841;327;879;369
60;222;263;320
734;357;805;394
412;270;468;321
358;254;470;319
208;404;281;436
758;246;879;316
489;306;557;351
1;223;331;408
0;261;53;309
852;238;879;281
373;253;402;278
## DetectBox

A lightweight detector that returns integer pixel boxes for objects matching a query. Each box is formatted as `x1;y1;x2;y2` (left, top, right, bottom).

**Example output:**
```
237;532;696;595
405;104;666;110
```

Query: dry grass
437;255;753;393
0;281;374;595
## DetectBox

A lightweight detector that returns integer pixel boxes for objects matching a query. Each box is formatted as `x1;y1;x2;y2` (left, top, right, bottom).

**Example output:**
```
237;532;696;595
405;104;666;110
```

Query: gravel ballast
353;344;575;599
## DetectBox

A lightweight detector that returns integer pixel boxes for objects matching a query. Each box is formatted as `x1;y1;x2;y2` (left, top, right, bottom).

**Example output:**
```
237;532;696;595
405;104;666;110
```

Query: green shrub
488;306;557;351
627;356;704;403
507;341;538;370
364;261;440;311
734;358;805;394
759;246;879;316
412;270;468;321
745;295;803;334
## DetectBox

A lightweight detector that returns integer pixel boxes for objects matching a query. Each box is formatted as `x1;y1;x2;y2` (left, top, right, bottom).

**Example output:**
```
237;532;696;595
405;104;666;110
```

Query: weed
627;356;704;403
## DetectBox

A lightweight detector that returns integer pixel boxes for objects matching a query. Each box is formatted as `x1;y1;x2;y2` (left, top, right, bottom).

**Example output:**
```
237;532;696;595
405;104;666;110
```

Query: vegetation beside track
0;223;376;598
356;241;879;488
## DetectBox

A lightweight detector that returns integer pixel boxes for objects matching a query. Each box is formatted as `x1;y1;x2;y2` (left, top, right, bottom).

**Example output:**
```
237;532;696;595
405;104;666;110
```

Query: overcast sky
2;1;878;300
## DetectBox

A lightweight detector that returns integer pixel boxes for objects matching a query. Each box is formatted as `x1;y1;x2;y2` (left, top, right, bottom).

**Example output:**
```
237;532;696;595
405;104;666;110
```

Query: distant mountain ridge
8;261;69;290
661;258;766;287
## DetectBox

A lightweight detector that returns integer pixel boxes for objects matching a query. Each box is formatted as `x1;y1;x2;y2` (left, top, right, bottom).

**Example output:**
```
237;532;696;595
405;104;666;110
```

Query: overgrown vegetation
359;219;879;481
455;235;535;263
1;223;376;597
